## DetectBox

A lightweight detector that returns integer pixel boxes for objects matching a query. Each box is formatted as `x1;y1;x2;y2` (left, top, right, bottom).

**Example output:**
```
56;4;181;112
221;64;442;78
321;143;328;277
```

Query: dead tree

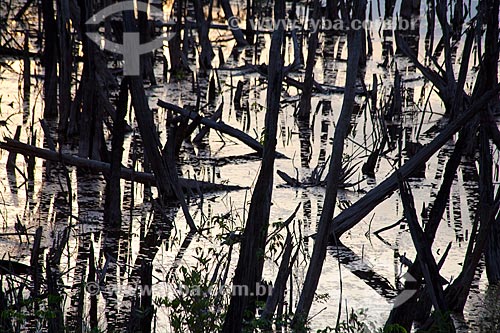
138;0;157;84
326;86;500;241
78;0;108;160
292;0;366;327
56;0;72;137
0;138;245;192
41;0;58;118
220;0;248;46
169;0;189;74
397;175;455;331
483;0;500;283
441;124;498;315
221;0;285;330
193;0;215;72
385;132;467;330
104;79;128;230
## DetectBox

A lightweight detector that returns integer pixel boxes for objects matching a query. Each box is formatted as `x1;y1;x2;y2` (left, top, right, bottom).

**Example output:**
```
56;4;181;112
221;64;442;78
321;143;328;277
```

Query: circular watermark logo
85;1;175;76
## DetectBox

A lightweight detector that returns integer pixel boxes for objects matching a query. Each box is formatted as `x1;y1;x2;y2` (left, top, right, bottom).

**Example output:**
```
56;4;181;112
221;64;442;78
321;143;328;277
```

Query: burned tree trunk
292;0;366;327
385;132;467;330
221;0;285;330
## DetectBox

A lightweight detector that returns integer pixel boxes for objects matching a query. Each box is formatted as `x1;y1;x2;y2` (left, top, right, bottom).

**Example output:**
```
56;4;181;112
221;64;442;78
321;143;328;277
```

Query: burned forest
0;0;500;331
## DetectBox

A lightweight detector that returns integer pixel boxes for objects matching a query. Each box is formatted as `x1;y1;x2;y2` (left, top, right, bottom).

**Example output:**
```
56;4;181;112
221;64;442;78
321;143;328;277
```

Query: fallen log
158;100;287;158
0;260;31;275
193;103;223;143
0;138;246;193
328;85;500;240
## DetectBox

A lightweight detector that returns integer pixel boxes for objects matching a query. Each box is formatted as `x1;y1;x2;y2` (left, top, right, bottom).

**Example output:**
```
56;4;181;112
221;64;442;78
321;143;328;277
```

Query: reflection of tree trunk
41;0;58;118
245;0;254;44
221;0;285;330
298;117;311;168
425;0;435;54
67;231;90;333
101;233;120;331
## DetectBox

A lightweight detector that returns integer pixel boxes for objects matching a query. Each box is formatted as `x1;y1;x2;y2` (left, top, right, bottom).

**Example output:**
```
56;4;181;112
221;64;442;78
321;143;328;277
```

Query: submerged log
0;139;246;193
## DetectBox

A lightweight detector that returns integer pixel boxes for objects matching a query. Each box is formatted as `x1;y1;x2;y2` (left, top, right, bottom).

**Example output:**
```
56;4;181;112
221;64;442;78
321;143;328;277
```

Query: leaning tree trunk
483;0;500;284
221;0;285;330
220;0;248;46
292;0;366;328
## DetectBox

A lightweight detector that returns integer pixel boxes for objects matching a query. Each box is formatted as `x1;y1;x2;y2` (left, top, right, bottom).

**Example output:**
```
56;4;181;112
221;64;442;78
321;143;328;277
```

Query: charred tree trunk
292;0;366;327
221;0;285;330
397;175;454;331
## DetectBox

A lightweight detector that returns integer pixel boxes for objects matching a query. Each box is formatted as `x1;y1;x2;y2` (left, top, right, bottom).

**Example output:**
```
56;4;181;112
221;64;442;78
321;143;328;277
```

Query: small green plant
382;324;408;333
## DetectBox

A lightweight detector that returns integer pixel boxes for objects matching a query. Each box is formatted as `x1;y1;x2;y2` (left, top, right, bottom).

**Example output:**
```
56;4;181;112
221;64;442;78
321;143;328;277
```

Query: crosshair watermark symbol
85;1;175;76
